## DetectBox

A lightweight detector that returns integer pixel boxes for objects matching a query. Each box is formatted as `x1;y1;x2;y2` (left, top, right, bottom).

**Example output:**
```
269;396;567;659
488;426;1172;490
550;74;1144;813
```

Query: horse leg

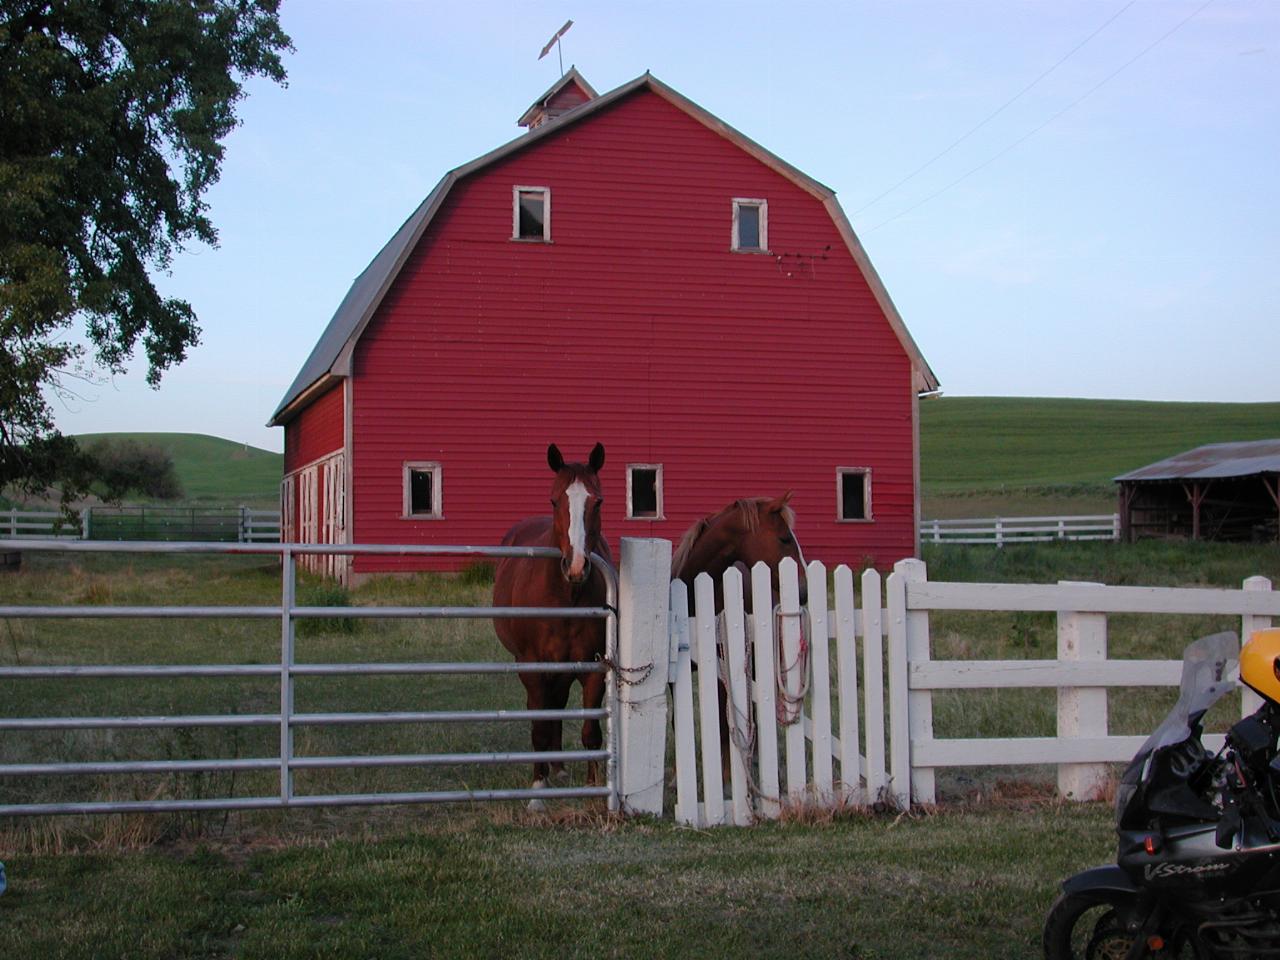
546;672;573;783
580;668;607;786
521;673;555;810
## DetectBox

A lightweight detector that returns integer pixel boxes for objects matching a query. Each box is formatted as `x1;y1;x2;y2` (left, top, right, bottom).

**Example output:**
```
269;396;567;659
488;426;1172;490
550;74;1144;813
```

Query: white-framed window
626;464;663;520
403;461;443;519
513;186;551;242
836;467;872;522
731;197;768;252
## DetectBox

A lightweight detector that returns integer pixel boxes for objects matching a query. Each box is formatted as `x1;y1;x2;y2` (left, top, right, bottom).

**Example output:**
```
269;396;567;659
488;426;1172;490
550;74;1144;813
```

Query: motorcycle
1043;629;1280;959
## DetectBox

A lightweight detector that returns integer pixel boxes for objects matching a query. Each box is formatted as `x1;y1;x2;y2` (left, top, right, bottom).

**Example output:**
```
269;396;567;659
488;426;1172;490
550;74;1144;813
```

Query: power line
853;1;1137;217
864;0;1216;234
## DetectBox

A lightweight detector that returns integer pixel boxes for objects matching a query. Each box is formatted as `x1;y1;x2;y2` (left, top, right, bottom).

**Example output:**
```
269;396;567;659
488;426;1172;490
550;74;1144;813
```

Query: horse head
673;492;807;608
732;492;805;595
546;442;606;585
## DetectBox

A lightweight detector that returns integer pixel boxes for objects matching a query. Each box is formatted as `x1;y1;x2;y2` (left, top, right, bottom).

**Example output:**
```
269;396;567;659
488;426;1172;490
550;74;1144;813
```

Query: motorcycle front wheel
1042;892;1198;959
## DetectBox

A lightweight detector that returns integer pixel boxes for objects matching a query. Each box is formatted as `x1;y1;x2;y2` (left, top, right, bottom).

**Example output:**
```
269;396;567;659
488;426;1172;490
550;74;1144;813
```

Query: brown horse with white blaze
492;443;612;803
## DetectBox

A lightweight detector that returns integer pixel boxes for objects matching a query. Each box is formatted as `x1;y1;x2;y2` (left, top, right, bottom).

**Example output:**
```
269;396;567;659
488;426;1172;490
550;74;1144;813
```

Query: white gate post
1242;576;1274;716
1057;581;1108;800
888;558;932;808
617;537;672;816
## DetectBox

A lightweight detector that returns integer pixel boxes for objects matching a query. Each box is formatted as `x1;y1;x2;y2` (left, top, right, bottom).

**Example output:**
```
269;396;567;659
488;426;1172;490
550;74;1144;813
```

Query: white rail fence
4;534;1276;824
663;557;1277;825
919;514;1120;545
0;507;279;542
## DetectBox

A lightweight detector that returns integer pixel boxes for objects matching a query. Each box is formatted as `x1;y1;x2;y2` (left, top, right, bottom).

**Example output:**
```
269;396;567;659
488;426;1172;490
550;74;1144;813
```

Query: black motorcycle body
1044;632;1280;959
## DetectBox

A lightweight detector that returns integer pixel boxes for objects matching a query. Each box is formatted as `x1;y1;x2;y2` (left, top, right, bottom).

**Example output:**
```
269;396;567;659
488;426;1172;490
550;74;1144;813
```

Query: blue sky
51;0;1280;452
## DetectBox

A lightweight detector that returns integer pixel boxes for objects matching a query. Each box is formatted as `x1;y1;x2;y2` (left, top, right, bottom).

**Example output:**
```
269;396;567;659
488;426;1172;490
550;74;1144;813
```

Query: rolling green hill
920;397;1280;517
73;432;282;505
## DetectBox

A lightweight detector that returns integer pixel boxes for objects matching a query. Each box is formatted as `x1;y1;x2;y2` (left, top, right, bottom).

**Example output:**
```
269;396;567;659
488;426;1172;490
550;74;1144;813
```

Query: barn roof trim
1114;439;1280;483
268;73;938;426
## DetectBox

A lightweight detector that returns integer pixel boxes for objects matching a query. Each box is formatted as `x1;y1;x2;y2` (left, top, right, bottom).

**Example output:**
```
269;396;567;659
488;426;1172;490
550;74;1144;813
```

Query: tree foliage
82;436;183;500
0;0;291;502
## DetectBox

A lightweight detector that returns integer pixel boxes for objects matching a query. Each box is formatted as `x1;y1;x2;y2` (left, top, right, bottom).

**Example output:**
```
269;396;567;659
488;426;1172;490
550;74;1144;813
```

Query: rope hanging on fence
774;604;811;727
715;614;757;759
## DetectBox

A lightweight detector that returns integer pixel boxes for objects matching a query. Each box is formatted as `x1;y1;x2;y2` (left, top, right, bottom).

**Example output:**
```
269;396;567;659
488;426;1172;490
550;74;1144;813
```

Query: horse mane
671;497;795;577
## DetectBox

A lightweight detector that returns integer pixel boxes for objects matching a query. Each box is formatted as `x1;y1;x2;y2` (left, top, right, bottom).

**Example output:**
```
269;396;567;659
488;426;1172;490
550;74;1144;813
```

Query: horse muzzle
561;553;592;584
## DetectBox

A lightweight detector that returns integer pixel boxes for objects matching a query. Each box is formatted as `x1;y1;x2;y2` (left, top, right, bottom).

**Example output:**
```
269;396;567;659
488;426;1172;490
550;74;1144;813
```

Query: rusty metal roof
1115;440;1280;482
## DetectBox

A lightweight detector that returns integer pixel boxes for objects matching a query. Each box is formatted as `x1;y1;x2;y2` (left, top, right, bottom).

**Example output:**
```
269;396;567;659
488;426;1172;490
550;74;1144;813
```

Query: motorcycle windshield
1119;632;1239;802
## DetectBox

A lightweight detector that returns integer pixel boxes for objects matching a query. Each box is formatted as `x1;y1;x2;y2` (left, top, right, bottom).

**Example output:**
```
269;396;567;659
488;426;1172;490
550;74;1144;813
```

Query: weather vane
538;19;573;76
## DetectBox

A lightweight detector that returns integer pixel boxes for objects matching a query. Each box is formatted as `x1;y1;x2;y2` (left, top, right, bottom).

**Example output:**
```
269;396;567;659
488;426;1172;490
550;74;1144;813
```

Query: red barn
269;71;938;581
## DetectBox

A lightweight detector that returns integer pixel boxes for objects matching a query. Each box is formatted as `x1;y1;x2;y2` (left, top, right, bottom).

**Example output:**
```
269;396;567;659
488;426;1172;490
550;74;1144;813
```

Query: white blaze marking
566;480;589;577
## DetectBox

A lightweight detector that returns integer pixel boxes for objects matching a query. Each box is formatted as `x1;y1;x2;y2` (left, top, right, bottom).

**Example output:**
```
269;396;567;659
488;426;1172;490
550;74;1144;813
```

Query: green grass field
72;433;282;507
920;396;1280;517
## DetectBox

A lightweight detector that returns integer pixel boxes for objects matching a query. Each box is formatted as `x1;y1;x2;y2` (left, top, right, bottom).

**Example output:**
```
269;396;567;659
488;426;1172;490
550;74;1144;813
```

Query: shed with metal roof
1115;440;1280;542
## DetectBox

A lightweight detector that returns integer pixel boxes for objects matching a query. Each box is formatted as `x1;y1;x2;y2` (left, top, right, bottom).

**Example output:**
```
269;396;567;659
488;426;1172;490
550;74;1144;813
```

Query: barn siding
347;89;916;573
283;383;344;475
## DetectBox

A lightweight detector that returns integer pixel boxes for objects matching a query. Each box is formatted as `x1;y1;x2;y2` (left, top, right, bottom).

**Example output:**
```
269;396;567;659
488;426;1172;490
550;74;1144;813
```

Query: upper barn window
513;186;551;241
732;198;768;252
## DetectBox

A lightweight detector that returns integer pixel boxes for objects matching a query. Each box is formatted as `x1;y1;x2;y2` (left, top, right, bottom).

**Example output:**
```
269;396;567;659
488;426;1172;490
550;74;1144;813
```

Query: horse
492;442;612;805
671;492;807;614
670;493;807;760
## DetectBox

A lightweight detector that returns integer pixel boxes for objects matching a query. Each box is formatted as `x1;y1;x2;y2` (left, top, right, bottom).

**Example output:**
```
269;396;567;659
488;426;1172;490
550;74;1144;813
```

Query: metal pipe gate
0;539;620;816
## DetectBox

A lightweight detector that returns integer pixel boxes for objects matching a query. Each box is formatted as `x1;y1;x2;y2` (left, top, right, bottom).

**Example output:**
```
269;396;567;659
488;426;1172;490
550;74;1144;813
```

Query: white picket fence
666;557;1278;825
919;514;1119;545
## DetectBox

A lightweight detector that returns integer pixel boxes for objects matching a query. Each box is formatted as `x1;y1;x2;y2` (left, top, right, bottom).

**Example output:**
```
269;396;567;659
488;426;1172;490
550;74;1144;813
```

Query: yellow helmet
1240;629;1280;705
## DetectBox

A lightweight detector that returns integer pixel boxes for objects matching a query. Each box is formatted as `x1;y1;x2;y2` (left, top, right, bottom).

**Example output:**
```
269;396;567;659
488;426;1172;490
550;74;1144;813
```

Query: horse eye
550;499;556;508
779;534;794;545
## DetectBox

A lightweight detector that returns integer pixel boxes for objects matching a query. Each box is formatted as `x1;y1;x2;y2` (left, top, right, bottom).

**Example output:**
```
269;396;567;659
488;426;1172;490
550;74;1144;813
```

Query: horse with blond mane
671;492;806;614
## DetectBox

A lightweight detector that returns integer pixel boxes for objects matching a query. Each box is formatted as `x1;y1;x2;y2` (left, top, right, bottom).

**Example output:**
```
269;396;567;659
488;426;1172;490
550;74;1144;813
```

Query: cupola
517;67;598;130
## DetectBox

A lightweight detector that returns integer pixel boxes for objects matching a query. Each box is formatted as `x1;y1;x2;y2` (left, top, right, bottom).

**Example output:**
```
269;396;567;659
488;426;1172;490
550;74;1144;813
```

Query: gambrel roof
269;73;938;426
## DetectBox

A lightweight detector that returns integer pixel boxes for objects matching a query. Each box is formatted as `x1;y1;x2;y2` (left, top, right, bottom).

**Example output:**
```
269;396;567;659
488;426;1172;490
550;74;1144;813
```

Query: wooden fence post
80;507;91;540
617;537;672;817
693;572;725;824
1242;576;1274;716
750;562;781;819
1057;581;1109;800
861;567;887;803
887;558;932;808
778;557;807;804
668;580;698;826
833;565;861;804
722;566;752;825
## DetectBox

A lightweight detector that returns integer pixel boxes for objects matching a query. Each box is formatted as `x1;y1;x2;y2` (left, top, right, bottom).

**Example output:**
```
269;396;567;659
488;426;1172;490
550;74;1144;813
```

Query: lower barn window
627;464;663;519
837;468;871;522
404;462;442;518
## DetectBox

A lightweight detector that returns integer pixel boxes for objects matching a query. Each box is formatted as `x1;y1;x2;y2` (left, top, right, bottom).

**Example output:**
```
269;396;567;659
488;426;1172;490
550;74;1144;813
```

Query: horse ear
547;444;564;473
588;442;605;473
768;490;794;514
